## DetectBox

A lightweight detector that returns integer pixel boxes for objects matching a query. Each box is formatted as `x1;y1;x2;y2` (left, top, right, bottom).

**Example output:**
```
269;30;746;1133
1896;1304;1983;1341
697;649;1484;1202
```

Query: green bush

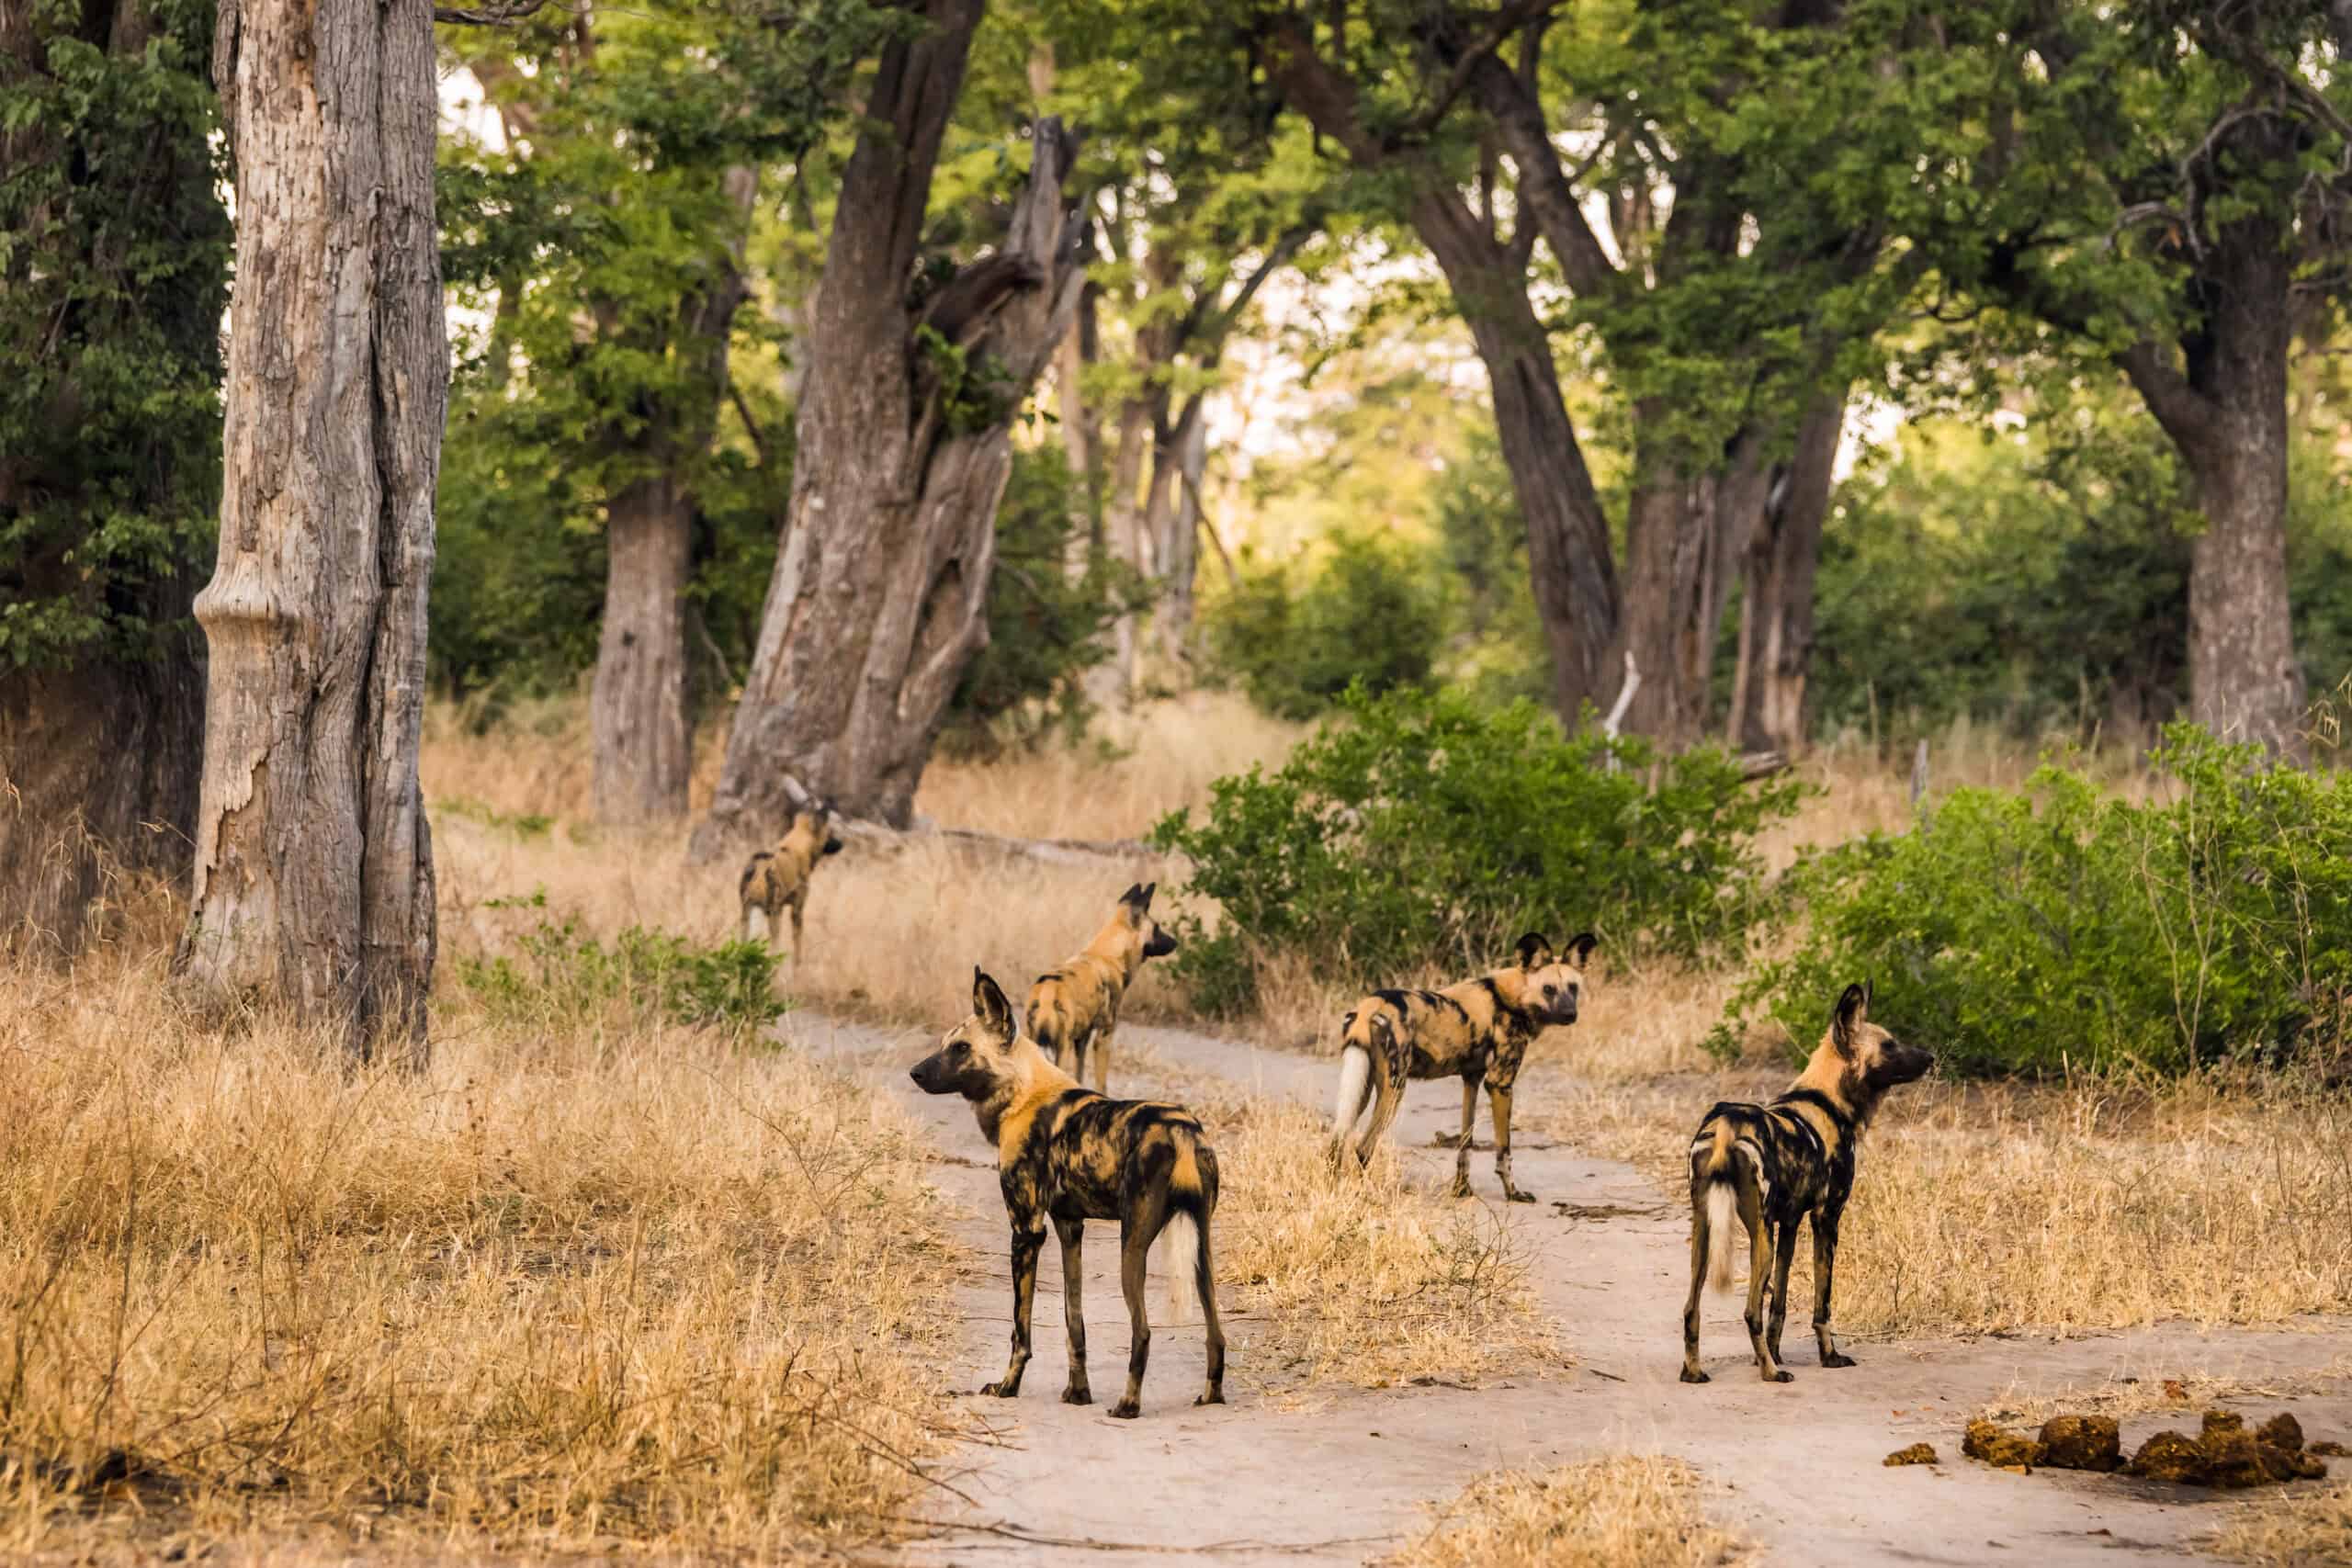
1147;686;1809;1015
457;904;786;1035
1719;726;2352;1076
1202;530;1447;721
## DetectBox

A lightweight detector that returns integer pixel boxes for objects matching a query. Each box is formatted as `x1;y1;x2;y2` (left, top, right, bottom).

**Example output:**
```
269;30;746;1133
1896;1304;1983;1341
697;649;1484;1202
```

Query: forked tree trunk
1613;424;1770;747
1728;393;1844;752
591;474;695;819
1152;411;1209;674
691;24;1085;851
178;0;445;1058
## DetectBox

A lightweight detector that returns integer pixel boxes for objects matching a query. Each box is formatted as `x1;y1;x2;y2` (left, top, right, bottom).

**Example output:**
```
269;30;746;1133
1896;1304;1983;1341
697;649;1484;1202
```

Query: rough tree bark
2119;210;2306;759
1728;393;1845;752
589;164;757;821
0;0;221;953
1614;422;1771;742
177;0;446;1057
691;6;1085;851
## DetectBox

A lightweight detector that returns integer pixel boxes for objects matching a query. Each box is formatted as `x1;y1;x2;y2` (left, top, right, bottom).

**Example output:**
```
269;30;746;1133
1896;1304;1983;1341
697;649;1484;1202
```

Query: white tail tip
1159;1212;1202;1324
1332;1044;1373;1141
1703;1183;1738;1292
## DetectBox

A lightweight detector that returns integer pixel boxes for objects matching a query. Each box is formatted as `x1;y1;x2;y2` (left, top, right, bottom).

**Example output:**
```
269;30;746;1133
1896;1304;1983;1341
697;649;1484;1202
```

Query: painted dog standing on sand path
910;968;1225;1419
1329;931;1598;1202
1681;980;1935;1384
1025;882;1179;1093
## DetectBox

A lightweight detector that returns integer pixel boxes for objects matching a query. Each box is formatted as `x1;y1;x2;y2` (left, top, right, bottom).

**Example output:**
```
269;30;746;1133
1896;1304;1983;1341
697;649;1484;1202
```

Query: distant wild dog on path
910;968;1225;1419
1681;981;1934;1384
1329;931;1598;1202
1025;882;1179;1093
738;803;842;963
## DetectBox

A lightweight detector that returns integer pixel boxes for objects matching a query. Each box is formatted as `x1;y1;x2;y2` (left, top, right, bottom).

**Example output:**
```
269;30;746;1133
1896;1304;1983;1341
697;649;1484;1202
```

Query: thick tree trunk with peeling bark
692;13;1083;852
1613;422;1770;746
1728;394;1843;752
177;0;445;1058
1152;412;1208;673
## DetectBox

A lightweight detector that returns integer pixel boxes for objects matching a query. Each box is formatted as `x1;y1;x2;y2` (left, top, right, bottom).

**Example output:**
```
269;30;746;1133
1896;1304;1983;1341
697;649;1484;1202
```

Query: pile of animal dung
1957;1409;2335;1487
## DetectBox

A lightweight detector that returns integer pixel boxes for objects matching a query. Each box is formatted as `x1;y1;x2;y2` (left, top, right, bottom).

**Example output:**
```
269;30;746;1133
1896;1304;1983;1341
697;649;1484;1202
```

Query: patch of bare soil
807;1019;2352;1565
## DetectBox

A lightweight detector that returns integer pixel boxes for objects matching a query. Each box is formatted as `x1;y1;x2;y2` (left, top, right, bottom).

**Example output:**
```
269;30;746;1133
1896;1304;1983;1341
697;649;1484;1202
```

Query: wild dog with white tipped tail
1329;931;1597;1202
737;804;842;963
910;968;1225;1419
1025;882;1179;1093
1681;981;1934;1384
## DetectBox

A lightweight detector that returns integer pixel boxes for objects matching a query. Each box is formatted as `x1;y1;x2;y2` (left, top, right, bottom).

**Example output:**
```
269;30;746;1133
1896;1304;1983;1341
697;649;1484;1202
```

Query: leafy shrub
457;905;786;1034
1148;687;1809;1015
1720;727;2352;1076
1202;530;1447;721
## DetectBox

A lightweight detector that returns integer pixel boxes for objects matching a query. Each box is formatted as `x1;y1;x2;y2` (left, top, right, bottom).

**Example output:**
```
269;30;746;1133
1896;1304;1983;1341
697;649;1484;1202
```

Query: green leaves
1148;686;1808;1015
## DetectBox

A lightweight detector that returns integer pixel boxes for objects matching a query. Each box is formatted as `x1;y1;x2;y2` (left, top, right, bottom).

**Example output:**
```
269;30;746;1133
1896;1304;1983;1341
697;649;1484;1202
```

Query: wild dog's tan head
1809;981;1934;1117
910;968;1025;1100
1509;931;1598;1026
1116;882;1179;962
785;800;843;858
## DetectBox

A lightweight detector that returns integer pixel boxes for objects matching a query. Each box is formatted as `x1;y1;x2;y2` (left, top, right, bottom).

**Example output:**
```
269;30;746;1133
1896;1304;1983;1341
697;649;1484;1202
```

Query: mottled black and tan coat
1680;981;1934;1384
737;805;842;963
1329;931;1598;1202
911;968;1225;1420
1024;882;1178;1093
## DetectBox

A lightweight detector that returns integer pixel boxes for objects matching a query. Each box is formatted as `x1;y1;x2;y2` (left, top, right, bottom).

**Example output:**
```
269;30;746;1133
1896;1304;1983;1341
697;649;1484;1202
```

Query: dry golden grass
2206;1483;2352;1567
1381;1456;1745;1568
0;942;963;1561
1529;1066;2352;1339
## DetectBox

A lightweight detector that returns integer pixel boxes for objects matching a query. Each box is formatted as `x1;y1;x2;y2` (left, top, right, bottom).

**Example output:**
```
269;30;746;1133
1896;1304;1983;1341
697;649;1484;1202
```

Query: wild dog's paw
1108;1398;1141;1419
1679;1368;1711;1384
1061;1385;1092;1405
1505;1187;1536;1204
1449;1178;1472;1199
979;1379;1022;1398
1763;1369;1795;1383
1821;1352;1857;1369
1194;1391;1226;1406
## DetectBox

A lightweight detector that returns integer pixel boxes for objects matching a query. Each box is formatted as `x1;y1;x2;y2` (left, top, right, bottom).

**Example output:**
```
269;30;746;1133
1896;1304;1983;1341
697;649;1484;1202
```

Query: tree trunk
0;634;205;955
591;475;695;819
587;165;755;822
1728;393;1844;752
178;0;445;1058
691;38;1084;852
1055;288;1104;583
1153;409;1209;675
1088;393;1153;705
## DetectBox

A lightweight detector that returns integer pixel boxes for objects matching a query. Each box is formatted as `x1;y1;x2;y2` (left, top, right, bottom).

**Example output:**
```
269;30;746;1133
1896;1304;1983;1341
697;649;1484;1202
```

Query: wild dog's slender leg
1679;1180;1712;1383
1487;1083;1533;1202
1740;1189;1792;1383
1764;1214;1802;1363
981;1224;1046;1397
1091;1018;1113;1093
787;890;807;968
1111;1195;1167;1419
1354;1061;1408;1169
1193;1210;1226;1407
1055;1214;1091;1404
1449;1074;1483;1195
1812;1207;1855;1368
1067;1026;1091;1089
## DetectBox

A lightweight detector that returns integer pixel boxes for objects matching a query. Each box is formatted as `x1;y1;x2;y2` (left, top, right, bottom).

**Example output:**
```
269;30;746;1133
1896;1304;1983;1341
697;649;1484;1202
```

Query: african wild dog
1329;931;1598;1202
1680;981;1934;1384
1024;882;1179;1093
910;967;1225;1419
737;803;842;964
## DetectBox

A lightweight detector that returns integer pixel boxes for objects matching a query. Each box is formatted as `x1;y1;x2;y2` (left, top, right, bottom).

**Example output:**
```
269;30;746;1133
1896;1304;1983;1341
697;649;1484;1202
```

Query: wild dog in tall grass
1330;931;1598;1202
910;968;1225;1419
1025;882;1179;1093
738;804;842;963
1681;981;1934;1384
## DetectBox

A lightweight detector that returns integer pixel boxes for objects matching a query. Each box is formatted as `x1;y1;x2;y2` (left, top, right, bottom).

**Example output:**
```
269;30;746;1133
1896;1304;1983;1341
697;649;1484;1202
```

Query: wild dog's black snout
909;1052;952;1094
1145;929;1178;959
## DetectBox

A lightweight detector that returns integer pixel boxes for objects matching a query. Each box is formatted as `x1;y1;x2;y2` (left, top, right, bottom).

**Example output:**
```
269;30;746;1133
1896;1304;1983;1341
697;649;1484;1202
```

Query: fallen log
834;818;1166;869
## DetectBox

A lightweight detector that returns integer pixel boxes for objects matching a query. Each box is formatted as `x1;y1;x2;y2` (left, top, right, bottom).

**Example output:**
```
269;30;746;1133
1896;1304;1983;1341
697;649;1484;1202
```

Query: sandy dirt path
795;1012;2352;1567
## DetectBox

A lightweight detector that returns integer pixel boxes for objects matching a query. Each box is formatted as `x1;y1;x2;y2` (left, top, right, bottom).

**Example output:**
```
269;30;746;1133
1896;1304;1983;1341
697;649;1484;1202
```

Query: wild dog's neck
970;1040;1078;1149
1084;918;1139;982
1483;969;1539;1036
1789;1043;1876;1131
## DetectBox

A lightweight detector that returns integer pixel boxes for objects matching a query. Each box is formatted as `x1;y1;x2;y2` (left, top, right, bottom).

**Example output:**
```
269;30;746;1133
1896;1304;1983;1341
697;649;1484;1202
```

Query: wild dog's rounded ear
1566;931;1600;966
973;970;1016;1040
1861;976;1873;1015
1140;880;1157;908
1515;932;1553;970
1832;982;1870;1055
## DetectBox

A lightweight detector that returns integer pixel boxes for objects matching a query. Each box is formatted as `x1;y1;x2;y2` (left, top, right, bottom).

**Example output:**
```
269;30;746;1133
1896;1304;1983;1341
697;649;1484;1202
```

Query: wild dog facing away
1681;981;1935;1384
910;968;1226;1419
1025;881;1180;1092
1331;931;1598;1202
738;804;843;962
